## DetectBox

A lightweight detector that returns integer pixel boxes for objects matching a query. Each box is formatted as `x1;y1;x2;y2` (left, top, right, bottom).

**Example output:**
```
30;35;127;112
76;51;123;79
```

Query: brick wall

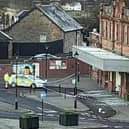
98;1;129;98
102;38;113;50
38;58;89;78
0;64;12;79
0;58;89;79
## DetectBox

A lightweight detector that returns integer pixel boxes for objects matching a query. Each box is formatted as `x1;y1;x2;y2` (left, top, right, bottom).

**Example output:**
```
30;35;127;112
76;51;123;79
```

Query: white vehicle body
8;74;47;88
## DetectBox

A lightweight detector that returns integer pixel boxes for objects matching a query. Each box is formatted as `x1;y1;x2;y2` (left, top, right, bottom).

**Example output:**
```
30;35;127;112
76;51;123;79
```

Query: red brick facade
90;0;129;100
0;64;12;79
0;58;89;80
38;58;89;78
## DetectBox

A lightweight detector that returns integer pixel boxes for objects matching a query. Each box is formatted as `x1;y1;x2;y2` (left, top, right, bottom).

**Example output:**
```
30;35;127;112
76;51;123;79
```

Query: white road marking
36;112;57;117
46;114;55;117
36;113;43;116
79;90;129;106
44;110;57;113
80;117;85;120
37;107;42;110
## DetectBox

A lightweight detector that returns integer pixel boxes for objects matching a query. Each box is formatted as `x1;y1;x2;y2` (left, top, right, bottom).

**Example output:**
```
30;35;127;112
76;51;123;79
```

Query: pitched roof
4;4;83;33
0;31;12;42
37;4;83;32
16;10;29;20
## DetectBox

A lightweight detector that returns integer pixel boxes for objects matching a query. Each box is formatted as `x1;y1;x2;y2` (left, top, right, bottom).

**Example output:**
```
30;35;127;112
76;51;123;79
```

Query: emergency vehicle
8;74;47;88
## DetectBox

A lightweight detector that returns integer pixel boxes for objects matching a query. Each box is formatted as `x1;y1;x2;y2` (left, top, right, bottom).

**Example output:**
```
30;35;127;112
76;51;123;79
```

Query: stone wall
6;9;82;53
6;9;63;42
64;31;82;53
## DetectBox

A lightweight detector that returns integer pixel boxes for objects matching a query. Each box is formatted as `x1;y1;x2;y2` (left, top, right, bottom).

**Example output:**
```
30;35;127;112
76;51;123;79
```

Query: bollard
74;87;77;95
64;88;66;99
29;86;32;94
77;74;80;82
59;84;61;93
45;87;47;94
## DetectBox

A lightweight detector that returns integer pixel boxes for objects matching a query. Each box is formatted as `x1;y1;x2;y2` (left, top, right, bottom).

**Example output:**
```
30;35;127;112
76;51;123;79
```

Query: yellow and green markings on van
16;78;22;84
25;79;31;85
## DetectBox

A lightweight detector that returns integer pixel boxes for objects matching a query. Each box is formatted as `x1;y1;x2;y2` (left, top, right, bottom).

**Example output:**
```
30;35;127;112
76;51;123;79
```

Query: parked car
8;74;47;88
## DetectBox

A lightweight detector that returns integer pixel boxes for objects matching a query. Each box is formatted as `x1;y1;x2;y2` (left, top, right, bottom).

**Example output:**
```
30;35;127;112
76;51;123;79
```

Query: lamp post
44;46;49;93
33;64;36;80
15;55;18;110
45;46;49;80
74;51;79;109
77;62;80;82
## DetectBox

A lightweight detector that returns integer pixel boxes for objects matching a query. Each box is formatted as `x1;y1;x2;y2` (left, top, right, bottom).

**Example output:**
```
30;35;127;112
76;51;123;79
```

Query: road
0;87;63;121
0;85;129;128
46;86;129;128
0;87;96;121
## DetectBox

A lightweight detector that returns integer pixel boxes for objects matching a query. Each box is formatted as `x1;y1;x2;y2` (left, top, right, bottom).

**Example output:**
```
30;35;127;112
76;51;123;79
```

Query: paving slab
26;88;89;111
1;76;129;128
0;102;30;113
0;118;107;129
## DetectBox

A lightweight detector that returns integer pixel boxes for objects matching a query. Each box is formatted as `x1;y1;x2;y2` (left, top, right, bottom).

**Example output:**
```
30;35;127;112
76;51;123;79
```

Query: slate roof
0;31;12;42
16;10;29;20
4;4;83;32
37;4;83;32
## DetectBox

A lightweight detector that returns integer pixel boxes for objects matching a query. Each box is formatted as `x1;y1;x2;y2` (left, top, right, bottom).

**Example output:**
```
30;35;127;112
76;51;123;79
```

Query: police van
8;74;47;88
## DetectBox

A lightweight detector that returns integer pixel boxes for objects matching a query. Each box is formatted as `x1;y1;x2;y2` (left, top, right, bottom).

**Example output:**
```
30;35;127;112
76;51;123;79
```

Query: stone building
4;4;83;57
73;0;129;100
0;31;12;59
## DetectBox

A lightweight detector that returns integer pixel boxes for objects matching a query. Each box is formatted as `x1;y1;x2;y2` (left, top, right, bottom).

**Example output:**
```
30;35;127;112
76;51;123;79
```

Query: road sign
40;91;47;99
40;91;47;121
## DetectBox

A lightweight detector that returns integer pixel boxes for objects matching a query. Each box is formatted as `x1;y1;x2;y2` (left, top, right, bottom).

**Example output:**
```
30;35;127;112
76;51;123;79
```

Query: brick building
0;4;88;79
73;0;129;100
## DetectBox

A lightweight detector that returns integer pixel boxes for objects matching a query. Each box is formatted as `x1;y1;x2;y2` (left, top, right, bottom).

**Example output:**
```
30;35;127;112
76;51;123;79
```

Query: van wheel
12;82;16;87
31;84;36;89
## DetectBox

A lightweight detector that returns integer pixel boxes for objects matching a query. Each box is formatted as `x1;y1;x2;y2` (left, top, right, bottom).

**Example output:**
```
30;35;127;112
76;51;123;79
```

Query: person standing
4;72;10;89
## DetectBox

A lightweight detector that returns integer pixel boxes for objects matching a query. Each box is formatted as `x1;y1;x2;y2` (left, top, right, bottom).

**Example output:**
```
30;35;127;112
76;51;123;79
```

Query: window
122;25;125;43
116;23;119;41
109;22;111;40
124;25;127;45
101;20;104;37
105;21;108;39
49;60;67;70
107;21;111;40
127;26;129;45
40;33;47;42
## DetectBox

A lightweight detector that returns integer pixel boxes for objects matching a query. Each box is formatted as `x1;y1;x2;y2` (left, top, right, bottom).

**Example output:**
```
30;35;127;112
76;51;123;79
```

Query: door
32;63;40;77
112;72;116;92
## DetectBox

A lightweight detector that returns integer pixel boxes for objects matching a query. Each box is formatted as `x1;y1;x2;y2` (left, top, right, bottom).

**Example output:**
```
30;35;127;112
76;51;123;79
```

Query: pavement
1;76;129;129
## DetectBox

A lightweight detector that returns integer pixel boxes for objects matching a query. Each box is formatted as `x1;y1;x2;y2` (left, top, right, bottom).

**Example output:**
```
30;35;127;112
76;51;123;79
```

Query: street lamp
32;64;36;80
15;55;18;110
77;62;80;82
45;46;49;93
74;51;79;109
45;46;49;80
